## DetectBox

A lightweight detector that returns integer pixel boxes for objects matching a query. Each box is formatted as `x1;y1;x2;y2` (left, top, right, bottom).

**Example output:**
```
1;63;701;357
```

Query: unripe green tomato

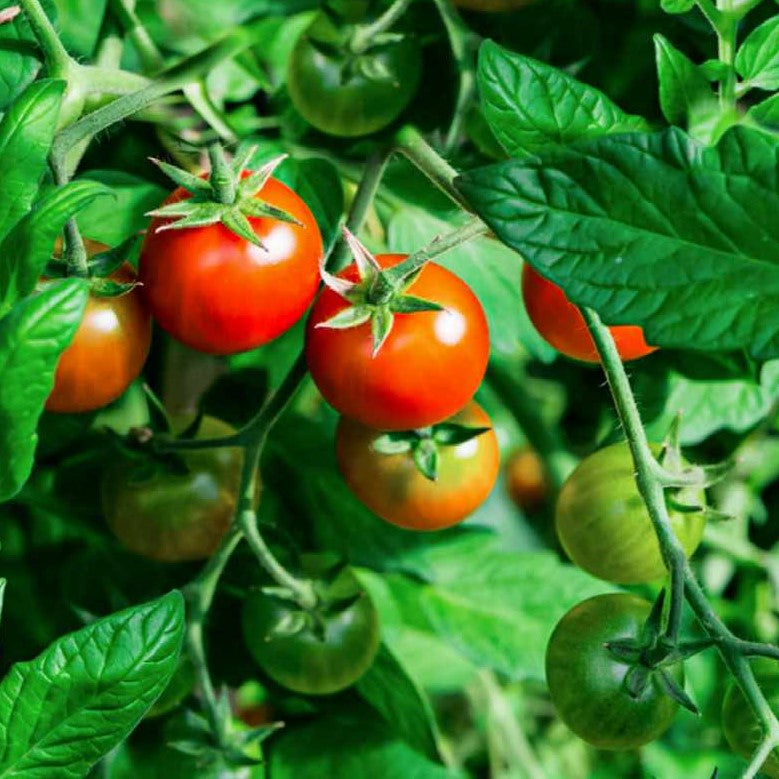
242;556;380;695
555;442;706;584
546;593;683;750
722;659;779;778
287;12;421;137
146;655;196;718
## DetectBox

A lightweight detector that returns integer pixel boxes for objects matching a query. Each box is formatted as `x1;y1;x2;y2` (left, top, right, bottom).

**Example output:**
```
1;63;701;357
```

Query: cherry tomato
336;401;499;531
505;447;548;512
522;264;656;363
146;655;196;718
306;254;490;430
722;659;779;778
102;416;252;562
454;0;535;9
546;593;682;750
140;173;322;355
242;556;380;696
287;10;421;137
555;442;705;584
46;248;151;414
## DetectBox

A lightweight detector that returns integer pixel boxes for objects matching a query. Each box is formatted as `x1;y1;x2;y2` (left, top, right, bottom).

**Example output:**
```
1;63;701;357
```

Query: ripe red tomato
522;264;656;363
336;401;500;530
140;174;323;355
46;261;151;414
305;254;490;430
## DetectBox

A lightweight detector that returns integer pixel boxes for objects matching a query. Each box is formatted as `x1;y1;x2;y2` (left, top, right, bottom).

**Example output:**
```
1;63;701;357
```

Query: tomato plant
555;442;707;584
242;556;380;695
545;593;683;750
1;0;778;775
140;171;323;356
522;265;656;364
288;8;421;137
101;416;250;562
336;400;500;530
306;253;490;430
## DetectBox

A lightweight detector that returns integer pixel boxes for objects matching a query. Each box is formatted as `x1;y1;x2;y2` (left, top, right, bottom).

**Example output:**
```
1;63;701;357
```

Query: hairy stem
17;0;72;75
582;306;779;773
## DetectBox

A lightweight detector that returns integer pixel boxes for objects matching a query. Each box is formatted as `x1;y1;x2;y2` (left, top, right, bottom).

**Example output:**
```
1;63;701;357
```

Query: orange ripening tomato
306;254;490;431
336;401;500;531
140;174;323;355
522;264;656;363
46;245;151;413
506;447;548;512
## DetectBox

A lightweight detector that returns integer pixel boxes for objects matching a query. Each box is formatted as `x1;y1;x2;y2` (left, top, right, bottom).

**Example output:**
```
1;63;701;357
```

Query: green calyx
318;228;443;355
371;420;491;481
146;148;300;250
604;591;700;714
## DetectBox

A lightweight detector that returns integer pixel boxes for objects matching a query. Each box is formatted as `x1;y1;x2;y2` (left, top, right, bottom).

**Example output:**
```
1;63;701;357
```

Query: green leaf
317;304;373;329
660;0;695;13
735;17;779;90
0;578;5;622
0;591;185;777
457;126;779;359
477;40;648;158
654;34;713;125
0;1;42;112
432;424;491;446
748;93;779;128
268;703;453;779
50;0;106;57
356;644;441;761
0;79;64;243
0;279;89;502
391;295;444;314
77;170;169;245
413;439;439;481
0;180;110;317
372;432;415;455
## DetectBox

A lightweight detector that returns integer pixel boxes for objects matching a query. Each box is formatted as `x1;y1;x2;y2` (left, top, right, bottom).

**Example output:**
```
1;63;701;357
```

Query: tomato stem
207;143;237;204
581;305;779;771
17;0;73;78
350;0;415;53
430;0;479;152
109;0;165;72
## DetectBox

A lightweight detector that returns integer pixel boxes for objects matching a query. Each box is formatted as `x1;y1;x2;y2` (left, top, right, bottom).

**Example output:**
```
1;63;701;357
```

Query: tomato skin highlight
336;401;500;531
101;416;251;562
722;659;779;778
242;558;380;696
288;12;421;137
522;264;656;363
306;254;490;431
555;442;705;584
46;263;151;414
545;593;682;750
140;174;323;356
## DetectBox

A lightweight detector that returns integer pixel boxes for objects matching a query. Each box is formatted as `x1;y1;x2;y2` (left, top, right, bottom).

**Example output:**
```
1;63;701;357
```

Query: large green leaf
0;591;185;778
0;279;88;502
268;703;456;779
457;126;779;359
0;1;42;111
477;40;648;158
50;0;107;57
0;79;64;243
735;17;779;91
356;644;441;762
0;180;109;317
748;93;779;128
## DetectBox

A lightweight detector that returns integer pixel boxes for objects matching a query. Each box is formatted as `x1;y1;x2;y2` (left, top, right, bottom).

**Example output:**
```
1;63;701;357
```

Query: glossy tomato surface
722;659;779;778
288;12;421;137
102;416;250;562
336;401;499;531
46;261;151;414
306;254;490;430
242;557;380;695
546;593;681;750
140;174;322;355
522;264;656;363
555;442;705;584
